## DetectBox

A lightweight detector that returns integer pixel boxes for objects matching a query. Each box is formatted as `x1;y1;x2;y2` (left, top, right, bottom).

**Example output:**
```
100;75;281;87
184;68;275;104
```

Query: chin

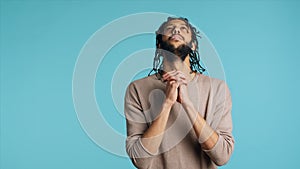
169;41;185;47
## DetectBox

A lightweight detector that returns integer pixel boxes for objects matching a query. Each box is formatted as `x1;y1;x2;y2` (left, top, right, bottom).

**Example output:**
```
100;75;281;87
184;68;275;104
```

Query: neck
162;54;195;81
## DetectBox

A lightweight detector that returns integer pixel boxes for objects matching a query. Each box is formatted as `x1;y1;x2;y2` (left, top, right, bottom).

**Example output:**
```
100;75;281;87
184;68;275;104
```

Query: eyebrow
166;23;188;27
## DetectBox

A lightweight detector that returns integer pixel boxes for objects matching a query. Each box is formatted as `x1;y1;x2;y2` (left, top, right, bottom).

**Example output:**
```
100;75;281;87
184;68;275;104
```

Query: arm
163;71;234;166
141;79;180;153
180;81;234;166
125;80;179;168
140;100;172;154
162;71;216;147
181;99;219;150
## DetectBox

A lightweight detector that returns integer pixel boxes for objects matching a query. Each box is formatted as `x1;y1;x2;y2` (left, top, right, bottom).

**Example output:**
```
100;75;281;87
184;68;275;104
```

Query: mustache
168;34;184;41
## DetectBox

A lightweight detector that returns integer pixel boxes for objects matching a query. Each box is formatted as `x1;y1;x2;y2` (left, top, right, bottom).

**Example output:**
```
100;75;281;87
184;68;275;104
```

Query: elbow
127;150;153;169
131;157;152;169
126;138;154;168
126;142;144;168
213;143;234;166
206;135;234;166
213;155;230;166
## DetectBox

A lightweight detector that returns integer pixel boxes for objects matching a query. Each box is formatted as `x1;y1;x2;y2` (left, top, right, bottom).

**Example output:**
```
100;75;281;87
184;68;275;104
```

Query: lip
169;34;184;41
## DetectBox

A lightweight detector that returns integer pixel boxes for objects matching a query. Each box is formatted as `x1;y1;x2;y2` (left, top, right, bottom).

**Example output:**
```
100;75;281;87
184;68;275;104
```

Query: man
125;17;234;169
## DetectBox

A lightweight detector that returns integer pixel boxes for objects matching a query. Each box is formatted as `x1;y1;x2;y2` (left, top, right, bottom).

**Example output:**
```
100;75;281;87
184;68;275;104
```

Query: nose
172;27;180;34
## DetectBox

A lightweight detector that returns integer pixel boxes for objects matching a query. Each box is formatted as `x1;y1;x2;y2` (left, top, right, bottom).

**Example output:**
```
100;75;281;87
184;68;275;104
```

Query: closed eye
165;26;174;31
180;26;188;31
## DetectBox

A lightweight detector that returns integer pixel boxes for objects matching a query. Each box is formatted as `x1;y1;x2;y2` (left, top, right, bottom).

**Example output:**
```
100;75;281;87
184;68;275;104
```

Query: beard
159;39;192;61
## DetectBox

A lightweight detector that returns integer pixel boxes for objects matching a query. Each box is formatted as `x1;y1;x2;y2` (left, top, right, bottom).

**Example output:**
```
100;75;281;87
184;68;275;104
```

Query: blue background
1;0;299;168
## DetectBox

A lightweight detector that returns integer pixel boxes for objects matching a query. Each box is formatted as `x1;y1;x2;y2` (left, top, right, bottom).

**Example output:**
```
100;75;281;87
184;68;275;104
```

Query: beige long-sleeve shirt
125;73;234;169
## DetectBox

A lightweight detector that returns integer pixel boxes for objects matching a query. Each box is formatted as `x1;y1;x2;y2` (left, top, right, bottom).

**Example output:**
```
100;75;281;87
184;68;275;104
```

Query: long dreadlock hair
148;17;206;77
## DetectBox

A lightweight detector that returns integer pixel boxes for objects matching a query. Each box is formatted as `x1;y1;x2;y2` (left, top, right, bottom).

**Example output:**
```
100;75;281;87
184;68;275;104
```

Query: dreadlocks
148;17;205;77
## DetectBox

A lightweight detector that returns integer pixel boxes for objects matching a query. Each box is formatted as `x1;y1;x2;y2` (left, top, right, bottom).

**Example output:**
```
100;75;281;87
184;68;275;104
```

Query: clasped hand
162;70;191;105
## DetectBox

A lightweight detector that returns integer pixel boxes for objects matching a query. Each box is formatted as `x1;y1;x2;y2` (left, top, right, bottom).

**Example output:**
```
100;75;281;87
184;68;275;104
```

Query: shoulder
195;73;227;87
131;74;158;85
126;74;162;92
195;73;230;95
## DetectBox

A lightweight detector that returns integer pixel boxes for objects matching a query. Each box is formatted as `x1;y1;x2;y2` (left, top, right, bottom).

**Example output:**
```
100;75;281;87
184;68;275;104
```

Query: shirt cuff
138;137;159;156
202;133;222;154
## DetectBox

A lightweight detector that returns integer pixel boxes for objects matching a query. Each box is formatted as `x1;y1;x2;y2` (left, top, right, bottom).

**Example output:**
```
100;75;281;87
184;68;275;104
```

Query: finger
170;71;186;79
174;71;187;80
163;70;179;78
162;70;176;78
177;79;188;86
167;80;177;87
163;70;185;78
180;79;188;86
168;70;181;77
169;70;184;77
164;73;187;82
165;76;182;83
167;80;175;85
162;72;175;80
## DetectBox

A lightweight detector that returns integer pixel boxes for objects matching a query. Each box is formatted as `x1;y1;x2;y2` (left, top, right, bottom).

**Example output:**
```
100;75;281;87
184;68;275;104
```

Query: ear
191;42;196;51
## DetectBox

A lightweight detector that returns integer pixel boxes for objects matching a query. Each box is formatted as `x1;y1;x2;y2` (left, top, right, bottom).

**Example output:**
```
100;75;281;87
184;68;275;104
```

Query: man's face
161;19;193;49
159;19;195;61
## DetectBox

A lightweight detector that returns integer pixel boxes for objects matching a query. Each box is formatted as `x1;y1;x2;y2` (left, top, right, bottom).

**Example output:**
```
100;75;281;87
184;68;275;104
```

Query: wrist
182;99;193;108
163;99;175;108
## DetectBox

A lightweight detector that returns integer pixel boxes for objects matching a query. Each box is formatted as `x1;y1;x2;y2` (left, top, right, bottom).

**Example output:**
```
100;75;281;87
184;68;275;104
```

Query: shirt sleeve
202;81;235;166
125;82;156;168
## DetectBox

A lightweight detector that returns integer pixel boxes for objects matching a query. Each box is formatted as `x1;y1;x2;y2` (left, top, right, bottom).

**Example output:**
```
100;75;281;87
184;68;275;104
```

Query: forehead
165;19;188;26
